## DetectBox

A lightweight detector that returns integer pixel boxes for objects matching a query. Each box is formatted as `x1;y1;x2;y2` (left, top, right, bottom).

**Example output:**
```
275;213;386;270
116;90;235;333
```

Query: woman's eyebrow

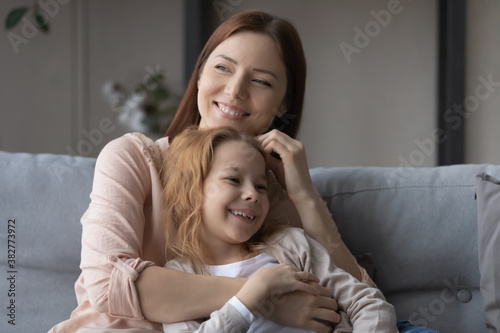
215;54;278;80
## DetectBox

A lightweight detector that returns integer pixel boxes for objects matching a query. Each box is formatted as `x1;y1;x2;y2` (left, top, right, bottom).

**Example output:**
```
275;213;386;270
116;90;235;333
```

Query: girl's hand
236;264;319;315
256;130;317;204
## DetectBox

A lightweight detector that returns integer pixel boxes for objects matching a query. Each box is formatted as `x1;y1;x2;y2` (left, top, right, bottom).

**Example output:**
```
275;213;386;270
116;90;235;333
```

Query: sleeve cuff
228;296;255;324
107;255;156;319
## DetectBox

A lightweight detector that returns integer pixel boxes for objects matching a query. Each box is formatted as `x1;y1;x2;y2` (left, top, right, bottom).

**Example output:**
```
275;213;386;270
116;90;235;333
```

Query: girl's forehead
212;141;265;169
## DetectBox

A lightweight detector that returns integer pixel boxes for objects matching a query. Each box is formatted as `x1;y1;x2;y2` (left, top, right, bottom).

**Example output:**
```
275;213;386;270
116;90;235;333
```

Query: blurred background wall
1;0;498;167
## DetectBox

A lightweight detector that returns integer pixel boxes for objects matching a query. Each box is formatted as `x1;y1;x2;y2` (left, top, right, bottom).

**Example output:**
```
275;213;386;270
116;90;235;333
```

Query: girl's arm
275;228;397;332
257;130;366;282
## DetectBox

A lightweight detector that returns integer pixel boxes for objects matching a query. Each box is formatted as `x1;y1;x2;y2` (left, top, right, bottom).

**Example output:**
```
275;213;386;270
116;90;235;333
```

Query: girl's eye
256;184;268;191
253;79;272;87
227;177;239;183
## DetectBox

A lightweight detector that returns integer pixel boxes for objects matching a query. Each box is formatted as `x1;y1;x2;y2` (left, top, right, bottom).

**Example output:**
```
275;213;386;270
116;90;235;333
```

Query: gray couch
0;150;498;332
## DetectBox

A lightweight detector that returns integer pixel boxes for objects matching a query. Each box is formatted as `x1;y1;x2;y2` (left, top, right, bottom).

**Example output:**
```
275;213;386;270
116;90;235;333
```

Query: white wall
1;0;498;167
466;0;500;165
1;0;74;155
0;0;184;157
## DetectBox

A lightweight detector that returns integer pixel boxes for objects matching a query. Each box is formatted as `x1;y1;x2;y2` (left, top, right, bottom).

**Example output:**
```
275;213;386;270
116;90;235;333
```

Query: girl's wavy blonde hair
162;126;281;273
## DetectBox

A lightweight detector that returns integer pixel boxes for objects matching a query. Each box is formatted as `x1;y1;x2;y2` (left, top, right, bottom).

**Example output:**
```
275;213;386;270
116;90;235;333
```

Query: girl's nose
242;185;259;203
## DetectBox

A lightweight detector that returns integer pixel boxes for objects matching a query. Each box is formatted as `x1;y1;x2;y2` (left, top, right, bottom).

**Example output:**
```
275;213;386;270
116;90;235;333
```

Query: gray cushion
310;165;499;333
0;151;95;332
476;173;500;332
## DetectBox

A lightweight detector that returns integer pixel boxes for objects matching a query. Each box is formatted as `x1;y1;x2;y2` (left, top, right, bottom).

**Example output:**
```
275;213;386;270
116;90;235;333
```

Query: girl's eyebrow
223;166;240;172
215;54;278;80
222;166;267;182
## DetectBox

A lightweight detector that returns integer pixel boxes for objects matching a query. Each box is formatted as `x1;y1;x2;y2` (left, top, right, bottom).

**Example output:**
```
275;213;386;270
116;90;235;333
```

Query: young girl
161;126;398;333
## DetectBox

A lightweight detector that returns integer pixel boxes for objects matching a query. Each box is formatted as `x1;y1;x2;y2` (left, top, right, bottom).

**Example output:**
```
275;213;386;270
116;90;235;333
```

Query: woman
50;10;431;333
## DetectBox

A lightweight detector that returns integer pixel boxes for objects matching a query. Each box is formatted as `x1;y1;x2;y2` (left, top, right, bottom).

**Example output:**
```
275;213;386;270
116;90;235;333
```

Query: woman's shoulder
97;132;170;172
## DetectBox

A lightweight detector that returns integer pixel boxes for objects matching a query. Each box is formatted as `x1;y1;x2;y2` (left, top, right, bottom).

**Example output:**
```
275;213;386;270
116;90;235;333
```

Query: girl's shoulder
267;227;308;246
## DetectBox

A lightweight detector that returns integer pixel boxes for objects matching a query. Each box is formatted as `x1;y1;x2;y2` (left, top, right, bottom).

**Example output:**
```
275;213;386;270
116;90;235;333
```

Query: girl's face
197;31;288;136
201;140;269;263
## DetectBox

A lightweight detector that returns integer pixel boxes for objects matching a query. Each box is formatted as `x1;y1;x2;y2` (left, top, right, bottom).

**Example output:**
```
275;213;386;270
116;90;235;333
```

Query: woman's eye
215;65;230;72
253;79;272;87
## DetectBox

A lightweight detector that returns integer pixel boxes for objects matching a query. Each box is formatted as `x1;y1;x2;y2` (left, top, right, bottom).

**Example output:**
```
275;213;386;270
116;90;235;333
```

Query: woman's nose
225;75;248;100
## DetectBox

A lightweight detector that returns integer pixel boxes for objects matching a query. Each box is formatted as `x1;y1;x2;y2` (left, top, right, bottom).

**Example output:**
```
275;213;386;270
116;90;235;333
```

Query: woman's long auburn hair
162;126;282;273
165;10;306;140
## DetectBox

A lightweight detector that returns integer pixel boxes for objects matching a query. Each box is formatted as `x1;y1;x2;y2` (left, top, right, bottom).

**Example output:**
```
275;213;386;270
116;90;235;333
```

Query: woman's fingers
266;264;321;295
311;282;334;298
268;289;340;332
257;130;316;200
257;130;301;164
295;270;320;283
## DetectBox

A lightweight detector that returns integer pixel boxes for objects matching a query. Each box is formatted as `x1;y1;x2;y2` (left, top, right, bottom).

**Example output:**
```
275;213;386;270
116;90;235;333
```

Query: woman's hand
257;130;364;281
236;264;319;315
270;282;340;333
236;264;339;333
256;129;317;204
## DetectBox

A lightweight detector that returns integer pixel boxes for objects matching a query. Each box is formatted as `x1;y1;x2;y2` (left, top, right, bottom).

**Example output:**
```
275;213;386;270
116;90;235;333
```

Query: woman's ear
276;104;287;118
197;61;207;89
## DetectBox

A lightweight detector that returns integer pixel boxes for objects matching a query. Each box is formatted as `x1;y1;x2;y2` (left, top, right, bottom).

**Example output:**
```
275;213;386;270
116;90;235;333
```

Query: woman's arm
292;193;363;281
136;266;245;323
83;134;248;323
82;134;342;327
257;130;364;282
159;260;334;333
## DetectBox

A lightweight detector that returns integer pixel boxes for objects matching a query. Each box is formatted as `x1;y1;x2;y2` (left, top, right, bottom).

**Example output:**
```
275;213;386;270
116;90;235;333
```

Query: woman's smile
217;102;249;119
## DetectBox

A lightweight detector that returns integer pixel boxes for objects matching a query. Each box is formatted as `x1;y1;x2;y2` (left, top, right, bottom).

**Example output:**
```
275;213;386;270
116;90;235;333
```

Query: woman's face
197;31;287;135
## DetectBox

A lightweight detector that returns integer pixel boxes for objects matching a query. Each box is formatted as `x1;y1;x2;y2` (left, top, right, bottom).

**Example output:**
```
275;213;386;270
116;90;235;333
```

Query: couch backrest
0;151;96;332
310;164;500;333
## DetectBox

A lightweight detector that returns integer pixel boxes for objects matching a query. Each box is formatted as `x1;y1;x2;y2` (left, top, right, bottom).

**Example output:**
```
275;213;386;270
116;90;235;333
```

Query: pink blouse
49;132;374;332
